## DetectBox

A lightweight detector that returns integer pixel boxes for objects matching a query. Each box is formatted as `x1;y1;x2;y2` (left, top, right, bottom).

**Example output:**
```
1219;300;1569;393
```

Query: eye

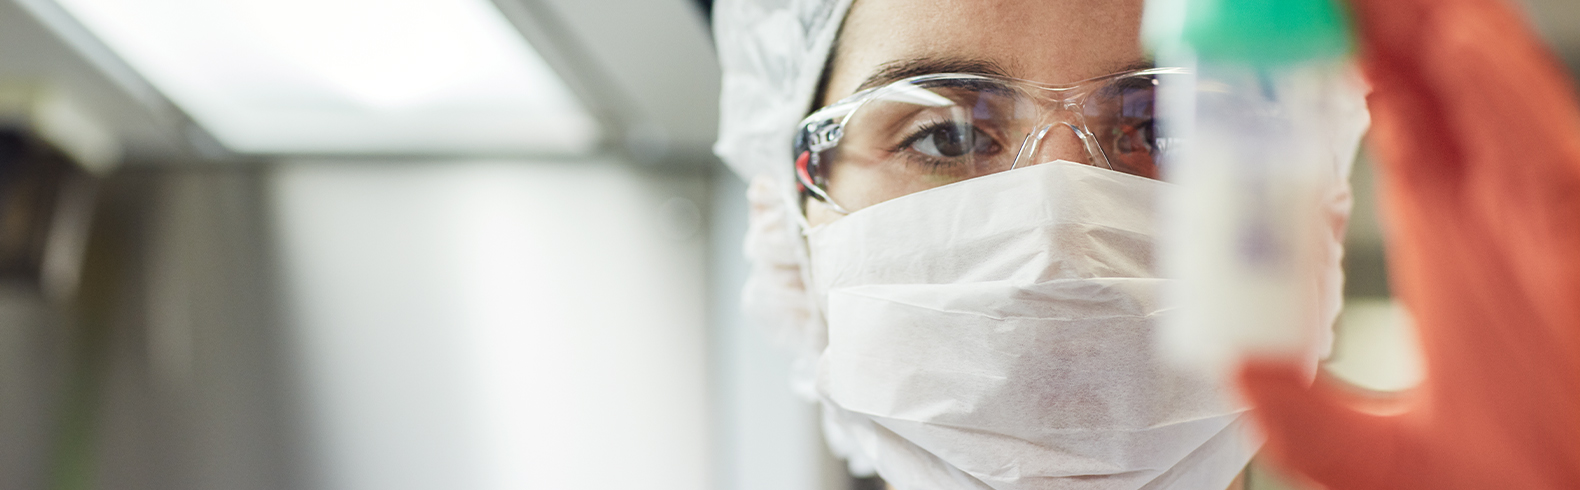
906;122;999;159
1103;118;1162;179
1111;118;1157;155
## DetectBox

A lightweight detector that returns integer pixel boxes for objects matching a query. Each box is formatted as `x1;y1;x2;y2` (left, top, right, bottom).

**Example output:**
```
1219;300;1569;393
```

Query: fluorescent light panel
53;0;600;155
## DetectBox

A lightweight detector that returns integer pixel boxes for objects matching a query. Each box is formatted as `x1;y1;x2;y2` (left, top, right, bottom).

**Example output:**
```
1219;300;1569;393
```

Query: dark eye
1102;118;1163;179
1112;118;1157;155
908;123;997;158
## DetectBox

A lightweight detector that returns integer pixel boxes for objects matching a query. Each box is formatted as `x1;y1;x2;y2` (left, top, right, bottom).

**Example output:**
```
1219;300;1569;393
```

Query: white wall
269;160;711;490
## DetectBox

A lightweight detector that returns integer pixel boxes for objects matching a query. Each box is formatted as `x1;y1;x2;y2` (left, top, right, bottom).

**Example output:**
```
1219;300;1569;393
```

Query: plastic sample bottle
1144;0;1358;372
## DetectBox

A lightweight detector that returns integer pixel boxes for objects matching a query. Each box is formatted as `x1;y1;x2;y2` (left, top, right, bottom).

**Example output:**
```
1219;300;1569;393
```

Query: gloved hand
1235;0;1580;488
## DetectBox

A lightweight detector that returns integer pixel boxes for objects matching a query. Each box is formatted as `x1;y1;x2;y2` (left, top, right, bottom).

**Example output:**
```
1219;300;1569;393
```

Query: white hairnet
713;0;854;181
712;0;869;473
712;0;856;385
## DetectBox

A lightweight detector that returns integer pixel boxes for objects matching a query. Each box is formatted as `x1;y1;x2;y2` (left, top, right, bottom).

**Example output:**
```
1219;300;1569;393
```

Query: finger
1349;0;1580;188
1236;359;1408;490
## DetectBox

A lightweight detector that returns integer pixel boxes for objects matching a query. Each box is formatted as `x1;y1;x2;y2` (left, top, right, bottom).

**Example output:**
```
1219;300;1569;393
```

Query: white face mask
805;161;1256;490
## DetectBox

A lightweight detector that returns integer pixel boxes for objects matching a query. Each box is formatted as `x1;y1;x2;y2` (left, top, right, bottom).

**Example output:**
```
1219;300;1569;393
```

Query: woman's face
806;0;1147;227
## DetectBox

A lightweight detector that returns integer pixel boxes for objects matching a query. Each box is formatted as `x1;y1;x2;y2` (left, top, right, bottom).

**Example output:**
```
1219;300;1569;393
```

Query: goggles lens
796;69;1186;213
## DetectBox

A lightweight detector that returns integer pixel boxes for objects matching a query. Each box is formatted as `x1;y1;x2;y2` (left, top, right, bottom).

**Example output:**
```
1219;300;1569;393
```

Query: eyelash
891;120;950;150
888;120;1002;167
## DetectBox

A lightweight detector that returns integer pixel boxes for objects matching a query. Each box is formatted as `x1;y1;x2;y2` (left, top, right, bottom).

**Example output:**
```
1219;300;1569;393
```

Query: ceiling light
51;0;600;155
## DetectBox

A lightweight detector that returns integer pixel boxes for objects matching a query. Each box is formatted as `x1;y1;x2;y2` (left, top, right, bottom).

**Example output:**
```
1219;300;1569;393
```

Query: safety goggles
793;67;1189;214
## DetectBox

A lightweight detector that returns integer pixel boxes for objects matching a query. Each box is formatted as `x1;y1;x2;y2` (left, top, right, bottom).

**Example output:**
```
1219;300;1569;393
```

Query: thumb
1237;359;1412;490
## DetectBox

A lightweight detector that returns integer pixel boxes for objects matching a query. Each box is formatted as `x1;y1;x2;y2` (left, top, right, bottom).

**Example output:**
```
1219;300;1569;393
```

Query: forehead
825;0;1146;103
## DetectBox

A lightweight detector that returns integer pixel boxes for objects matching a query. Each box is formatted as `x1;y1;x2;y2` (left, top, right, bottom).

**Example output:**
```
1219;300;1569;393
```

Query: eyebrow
1106;59;1159;77
853;57;1013;93
852;57;1157;93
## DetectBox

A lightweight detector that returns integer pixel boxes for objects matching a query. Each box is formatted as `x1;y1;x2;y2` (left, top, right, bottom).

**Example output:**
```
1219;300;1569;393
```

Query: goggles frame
793;66;1189;214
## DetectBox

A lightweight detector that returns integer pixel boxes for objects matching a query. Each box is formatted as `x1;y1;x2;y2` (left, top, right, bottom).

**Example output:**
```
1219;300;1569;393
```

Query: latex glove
1236;0;1580;488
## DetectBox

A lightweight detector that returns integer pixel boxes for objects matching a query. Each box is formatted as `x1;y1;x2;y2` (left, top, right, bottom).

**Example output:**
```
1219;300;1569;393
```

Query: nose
1011;122;1101;169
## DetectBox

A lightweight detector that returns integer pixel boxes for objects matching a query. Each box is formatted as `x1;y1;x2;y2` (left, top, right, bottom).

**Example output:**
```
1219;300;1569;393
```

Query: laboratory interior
0;0;1577;489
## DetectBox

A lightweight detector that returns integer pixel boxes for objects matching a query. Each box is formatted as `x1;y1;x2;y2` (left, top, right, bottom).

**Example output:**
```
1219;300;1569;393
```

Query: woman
713;0;1365;488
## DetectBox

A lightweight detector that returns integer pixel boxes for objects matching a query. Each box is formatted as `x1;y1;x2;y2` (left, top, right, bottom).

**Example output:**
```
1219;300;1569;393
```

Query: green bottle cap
1147;0;1355;65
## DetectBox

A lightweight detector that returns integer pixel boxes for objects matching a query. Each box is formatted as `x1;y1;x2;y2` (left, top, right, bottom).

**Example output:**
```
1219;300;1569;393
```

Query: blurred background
0;1;1576;489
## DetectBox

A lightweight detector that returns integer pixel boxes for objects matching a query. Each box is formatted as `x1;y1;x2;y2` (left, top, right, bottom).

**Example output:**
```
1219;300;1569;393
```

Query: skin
812;2;1247;489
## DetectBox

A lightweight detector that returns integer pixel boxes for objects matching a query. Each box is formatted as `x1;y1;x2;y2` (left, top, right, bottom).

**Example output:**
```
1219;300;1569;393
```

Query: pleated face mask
805;161;1256;490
